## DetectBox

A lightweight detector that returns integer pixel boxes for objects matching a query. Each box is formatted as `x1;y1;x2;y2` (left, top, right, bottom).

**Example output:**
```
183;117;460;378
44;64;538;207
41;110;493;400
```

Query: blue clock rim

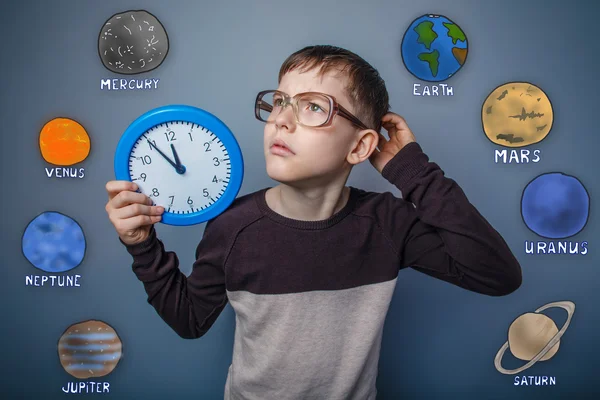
114;104;244;226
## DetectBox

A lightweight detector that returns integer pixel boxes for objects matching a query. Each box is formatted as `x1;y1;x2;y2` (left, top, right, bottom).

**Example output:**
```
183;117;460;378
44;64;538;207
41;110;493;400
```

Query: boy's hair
278;45;390;133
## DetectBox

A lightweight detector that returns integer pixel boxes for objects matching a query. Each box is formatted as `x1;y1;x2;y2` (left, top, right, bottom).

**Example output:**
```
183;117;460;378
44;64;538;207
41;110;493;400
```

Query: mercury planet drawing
482;82;553;147
521;172;589;238
494;301;575;375
98;10;169;74
58;320;123;379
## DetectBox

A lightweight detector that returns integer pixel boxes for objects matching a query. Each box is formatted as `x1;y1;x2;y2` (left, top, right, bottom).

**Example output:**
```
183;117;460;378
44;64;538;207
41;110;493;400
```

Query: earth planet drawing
401;14;468;82
482;82;553;147
494;301;575;375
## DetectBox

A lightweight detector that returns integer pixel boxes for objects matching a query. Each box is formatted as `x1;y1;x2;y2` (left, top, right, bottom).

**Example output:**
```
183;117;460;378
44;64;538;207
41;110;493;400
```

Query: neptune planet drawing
22;211;86;273
401;14;468;82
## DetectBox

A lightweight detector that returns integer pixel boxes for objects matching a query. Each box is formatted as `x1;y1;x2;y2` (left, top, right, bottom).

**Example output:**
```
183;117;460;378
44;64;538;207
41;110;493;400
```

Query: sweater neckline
256;186;358;230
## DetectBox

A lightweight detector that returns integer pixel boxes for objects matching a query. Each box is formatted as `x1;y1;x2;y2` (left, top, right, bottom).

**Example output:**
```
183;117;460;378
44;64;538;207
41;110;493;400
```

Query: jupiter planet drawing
58;320;123;379
98;10;169;74
482;82;553;147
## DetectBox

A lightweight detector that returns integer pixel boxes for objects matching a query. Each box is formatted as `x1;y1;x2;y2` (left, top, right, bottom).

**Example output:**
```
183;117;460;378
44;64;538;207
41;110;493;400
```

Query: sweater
122;142;522;399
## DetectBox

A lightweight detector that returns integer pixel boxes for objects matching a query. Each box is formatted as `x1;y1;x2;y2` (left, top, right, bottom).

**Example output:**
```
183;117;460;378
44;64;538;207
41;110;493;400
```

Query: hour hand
170;144;186;174
147;140;178;170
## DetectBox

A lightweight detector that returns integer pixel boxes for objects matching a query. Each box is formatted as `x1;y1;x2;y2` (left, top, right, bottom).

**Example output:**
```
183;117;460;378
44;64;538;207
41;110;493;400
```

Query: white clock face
129;121;231;214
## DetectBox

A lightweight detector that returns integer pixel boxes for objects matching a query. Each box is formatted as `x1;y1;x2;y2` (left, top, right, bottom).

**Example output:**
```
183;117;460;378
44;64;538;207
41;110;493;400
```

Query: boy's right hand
105;180;164;246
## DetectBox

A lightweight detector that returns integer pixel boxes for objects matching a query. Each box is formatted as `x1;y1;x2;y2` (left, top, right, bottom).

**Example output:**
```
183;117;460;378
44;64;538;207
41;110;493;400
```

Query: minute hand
147;140;179;171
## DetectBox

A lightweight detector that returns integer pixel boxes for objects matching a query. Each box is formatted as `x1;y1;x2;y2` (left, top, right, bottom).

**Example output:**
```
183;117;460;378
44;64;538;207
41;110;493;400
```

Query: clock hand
170;143;186;174
147;140;180;171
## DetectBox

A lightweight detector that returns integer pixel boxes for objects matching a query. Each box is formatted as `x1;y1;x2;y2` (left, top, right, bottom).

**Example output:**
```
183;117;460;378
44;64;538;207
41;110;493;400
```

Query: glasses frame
255;90;369;130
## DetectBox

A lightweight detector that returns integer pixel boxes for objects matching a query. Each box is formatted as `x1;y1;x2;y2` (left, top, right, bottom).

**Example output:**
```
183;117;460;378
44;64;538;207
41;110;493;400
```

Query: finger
112;203;164;220
106;181;138;200
381;113;409;131
116;214;162;231
111;190;152;209
377;132;388;149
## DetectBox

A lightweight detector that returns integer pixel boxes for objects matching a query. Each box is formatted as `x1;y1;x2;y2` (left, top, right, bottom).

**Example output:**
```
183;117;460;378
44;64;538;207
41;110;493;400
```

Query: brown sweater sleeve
381;142;522;296
120;218;228;338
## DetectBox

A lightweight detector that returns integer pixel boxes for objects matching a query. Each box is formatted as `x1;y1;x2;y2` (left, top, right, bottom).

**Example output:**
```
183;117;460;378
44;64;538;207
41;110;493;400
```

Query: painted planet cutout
39;118;91;166
482;82;553;147
58;320;123;379
521;173;589;238
494;301;575;375
22;211;86;273
401;14;468;82
98;10;169;74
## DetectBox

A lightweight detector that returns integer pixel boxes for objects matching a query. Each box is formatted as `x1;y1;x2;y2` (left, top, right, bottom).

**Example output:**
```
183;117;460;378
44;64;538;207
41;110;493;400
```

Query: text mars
413;83;453;96
495;149;541;164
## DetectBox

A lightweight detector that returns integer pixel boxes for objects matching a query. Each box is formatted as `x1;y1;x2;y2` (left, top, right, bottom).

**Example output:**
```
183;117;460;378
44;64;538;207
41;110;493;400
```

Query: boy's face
263;68;363;186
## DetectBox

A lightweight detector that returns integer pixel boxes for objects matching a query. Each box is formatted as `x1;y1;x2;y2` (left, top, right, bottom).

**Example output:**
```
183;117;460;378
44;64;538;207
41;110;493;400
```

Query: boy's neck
265;184;351;221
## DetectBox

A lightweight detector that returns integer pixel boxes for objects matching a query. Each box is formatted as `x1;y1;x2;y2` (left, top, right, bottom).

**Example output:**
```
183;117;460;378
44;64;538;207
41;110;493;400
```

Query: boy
105;45;522;400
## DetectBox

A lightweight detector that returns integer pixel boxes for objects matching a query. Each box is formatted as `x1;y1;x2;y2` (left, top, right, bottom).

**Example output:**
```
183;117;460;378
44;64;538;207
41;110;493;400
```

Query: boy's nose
274;104;296;130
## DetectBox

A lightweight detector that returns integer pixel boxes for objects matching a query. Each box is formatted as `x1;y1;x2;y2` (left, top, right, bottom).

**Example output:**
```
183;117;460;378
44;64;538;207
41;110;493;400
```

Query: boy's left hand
369;112;416;174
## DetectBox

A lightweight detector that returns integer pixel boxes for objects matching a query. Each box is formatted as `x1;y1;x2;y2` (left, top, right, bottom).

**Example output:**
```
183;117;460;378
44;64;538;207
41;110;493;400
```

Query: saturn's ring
494;301;575;375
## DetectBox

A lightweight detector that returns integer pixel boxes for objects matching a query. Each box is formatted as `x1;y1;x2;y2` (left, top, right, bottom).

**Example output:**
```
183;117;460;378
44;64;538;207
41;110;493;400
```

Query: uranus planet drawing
22;211;86;273
521;173;590;238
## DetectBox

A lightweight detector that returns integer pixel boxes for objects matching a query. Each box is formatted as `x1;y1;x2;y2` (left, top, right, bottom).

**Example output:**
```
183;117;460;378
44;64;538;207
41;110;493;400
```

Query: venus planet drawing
482;82;553;147
58;320;123;379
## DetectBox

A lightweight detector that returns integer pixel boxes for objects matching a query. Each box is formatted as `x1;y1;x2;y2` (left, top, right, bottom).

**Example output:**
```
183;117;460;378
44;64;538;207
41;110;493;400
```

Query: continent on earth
452;47;467;65
443;22;466;44
418;50;440;77
414;21;438;49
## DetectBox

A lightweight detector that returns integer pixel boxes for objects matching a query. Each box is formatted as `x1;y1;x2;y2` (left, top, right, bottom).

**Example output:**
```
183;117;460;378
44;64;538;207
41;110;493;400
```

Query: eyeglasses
255;90;369;130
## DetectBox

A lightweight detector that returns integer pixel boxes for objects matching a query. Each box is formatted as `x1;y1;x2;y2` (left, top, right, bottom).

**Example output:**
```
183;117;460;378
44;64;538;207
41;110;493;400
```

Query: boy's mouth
270;138;295;155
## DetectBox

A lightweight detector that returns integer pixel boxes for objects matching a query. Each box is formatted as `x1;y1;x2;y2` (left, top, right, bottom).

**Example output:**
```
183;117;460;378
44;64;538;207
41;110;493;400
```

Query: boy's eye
307;102;323;112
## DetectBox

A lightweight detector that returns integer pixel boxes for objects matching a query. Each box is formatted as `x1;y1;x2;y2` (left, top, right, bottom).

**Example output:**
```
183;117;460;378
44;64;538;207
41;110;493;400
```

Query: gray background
1;0;598;398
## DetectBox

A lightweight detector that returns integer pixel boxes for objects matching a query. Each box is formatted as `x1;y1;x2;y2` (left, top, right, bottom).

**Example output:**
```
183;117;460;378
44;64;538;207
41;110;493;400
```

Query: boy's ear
347;129;378;165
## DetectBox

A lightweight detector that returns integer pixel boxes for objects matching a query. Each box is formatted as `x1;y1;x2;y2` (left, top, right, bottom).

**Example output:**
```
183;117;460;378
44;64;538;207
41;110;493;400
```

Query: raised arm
368;114;522;296
379;141;522;296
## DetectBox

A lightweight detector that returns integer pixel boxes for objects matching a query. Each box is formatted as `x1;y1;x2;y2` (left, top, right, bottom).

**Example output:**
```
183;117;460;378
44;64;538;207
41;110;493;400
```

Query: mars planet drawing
482;82;553;147
58;320;123;379
98;10;169;74
494;301;575;375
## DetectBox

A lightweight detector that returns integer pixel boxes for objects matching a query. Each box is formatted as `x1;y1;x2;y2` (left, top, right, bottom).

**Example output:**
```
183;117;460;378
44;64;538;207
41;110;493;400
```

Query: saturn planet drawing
494;301;575;375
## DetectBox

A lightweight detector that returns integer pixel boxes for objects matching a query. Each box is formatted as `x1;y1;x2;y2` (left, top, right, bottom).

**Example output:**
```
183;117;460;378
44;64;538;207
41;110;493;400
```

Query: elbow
490;262;523;297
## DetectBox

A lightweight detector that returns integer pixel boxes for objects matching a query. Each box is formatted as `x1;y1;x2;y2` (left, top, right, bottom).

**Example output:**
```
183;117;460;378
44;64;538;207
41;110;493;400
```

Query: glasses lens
297;93;331;126
258;91;282;122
